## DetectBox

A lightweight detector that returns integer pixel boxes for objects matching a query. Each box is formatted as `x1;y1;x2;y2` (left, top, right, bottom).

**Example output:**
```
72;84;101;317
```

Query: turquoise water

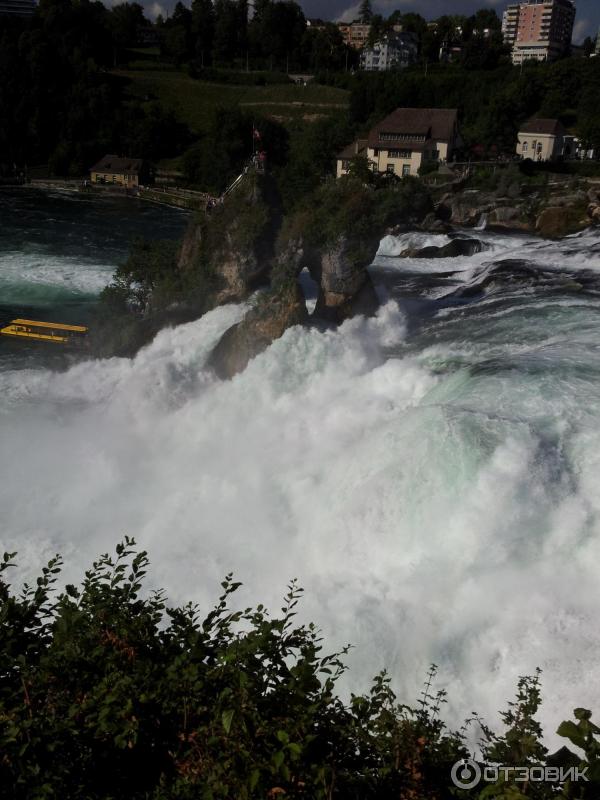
0;188;189;369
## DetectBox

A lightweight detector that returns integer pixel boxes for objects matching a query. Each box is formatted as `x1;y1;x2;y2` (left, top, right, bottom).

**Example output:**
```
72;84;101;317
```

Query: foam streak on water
2;221;600;745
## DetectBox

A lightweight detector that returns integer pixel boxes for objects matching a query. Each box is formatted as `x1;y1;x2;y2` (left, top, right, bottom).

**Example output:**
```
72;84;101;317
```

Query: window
523;142;528;152
388;149;412;159
386;164;395;174
379;132;425;143
402;164;411;177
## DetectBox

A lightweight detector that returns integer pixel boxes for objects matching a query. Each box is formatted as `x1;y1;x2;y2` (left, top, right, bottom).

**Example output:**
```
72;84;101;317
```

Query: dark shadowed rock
177;171;280;307
208;282;308;380
400;237;485;259
419;212;453;233
536;206;587;239
313;234;380;322
487;206;531;232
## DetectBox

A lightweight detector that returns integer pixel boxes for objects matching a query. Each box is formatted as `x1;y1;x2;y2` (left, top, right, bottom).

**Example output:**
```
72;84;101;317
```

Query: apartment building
502;0;576;64
360;32;418;72
337;21;371;50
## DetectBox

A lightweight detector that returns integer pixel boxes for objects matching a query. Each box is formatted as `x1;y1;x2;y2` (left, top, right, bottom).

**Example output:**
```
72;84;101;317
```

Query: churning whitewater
2;203;600;744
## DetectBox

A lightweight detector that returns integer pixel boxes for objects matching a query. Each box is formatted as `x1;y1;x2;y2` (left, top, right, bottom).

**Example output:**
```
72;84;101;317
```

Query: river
1;188;600;744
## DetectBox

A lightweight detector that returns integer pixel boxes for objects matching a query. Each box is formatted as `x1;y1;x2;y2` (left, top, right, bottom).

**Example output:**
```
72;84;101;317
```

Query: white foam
0;250;114;302
2;231;600;748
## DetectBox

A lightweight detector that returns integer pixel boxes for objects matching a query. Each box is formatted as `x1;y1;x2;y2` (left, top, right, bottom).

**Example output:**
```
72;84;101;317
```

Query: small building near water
90;155;146;188
516;118;566;161
337;108;460;179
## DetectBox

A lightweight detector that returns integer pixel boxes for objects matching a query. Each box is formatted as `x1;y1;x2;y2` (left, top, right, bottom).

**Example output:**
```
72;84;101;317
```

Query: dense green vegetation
0;2;189;176
347;56;600;156
1;540;600;799
2;0;600;186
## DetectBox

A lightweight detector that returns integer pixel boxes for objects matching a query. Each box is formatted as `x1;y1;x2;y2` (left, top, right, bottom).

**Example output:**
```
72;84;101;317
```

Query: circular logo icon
451;759;482;790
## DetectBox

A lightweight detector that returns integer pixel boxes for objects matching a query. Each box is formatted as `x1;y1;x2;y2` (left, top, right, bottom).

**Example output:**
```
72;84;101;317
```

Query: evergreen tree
191;0;215;65
358;0;372;24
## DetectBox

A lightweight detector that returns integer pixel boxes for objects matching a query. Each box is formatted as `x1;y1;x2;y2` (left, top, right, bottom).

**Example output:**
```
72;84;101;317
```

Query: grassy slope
114;69;349;135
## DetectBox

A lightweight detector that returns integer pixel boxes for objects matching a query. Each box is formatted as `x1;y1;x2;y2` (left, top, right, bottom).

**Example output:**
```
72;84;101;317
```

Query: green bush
2;542;599;799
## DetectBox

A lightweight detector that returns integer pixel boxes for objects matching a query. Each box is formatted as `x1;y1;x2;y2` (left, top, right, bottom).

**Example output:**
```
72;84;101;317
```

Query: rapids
2;192;600;745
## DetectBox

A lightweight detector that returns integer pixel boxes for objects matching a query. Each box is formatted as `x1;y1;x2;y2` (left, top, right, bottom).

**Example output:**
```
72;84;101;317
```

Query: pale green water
0;188;189;369
2;192;600;747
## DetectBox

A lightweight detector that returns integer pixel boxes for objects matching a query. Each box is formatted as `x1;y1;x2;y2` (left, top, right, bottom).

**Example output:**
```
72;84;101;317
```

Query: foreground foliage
0;542;598;799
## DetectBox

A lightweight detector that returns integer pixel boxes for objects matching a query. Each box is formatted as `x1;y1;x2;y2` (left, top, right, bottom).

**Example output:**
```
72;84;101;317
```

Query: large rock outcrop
535;205;589;239
177;172;279;307
314;234;380;322
208;282;308;379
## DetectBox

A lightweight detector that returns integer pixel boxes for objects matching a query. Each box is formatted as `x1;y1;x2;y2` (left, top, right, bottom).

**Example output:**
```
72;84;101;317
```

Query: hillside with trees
2;0;600;185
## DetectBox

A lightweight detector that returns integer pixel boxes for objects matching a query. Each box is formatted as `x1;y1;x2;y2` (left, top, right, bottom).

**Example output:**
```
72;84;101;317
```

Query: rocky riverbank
97;167;600;375
429;176;600;239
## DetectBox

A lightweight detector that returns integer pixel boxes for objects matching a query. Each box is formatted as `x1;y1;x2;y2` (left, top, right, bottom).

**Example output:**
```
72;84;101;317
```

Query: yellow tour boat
0;318;88;345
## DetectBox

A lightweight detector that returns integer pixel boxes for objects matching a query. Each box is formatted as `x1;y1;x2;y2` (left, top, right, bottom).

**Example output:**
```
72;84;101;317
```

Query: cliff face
314;235;380;322
177;172;276;307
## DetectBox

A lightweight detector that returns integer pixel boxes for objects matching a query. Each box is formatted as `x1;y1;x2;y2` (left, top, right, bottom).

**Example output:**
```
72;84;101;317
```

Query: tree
583;35;596;58
213;0;247;65
191;0;215;65
358;0;372;24
110;2;146;64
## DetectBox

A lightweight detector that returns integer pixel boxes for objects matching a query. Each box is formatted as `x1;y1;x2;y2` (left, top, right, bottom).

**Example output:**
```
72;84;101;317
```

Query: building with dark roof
0;0;35;15
517;118;566;160
90;155;146;188
365;108;460;177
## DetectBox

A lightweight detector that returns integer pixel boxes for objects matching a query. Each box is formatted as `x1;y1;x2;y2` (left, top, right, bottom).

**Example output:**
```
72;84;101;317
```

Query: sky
134;0;600;44
300;0;599;43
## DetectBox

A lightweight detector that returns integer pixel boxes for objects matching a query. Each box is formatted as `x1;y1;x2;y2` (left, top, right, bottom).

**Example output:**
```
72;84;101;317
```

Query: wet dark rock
208;282;308;380
400;237;485;259
314;234;380;322
536;206;588;239
419;212;453;233
487;206;531;232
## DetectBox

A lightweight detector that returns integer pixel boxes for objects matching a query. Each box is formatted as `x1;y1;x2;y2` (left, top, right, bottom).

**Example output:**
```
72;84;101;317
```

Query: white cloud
574;18;595;44
336;3;360;23
147;1;167;20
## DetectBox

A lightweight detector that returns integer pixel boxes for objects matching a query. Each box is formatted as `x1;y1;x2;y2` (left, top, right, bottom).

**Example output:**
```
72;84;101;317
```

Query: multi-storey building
502;0;576;64
337;108;460;179
360;32;418;72
337;21;371;50
0;0;35;15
